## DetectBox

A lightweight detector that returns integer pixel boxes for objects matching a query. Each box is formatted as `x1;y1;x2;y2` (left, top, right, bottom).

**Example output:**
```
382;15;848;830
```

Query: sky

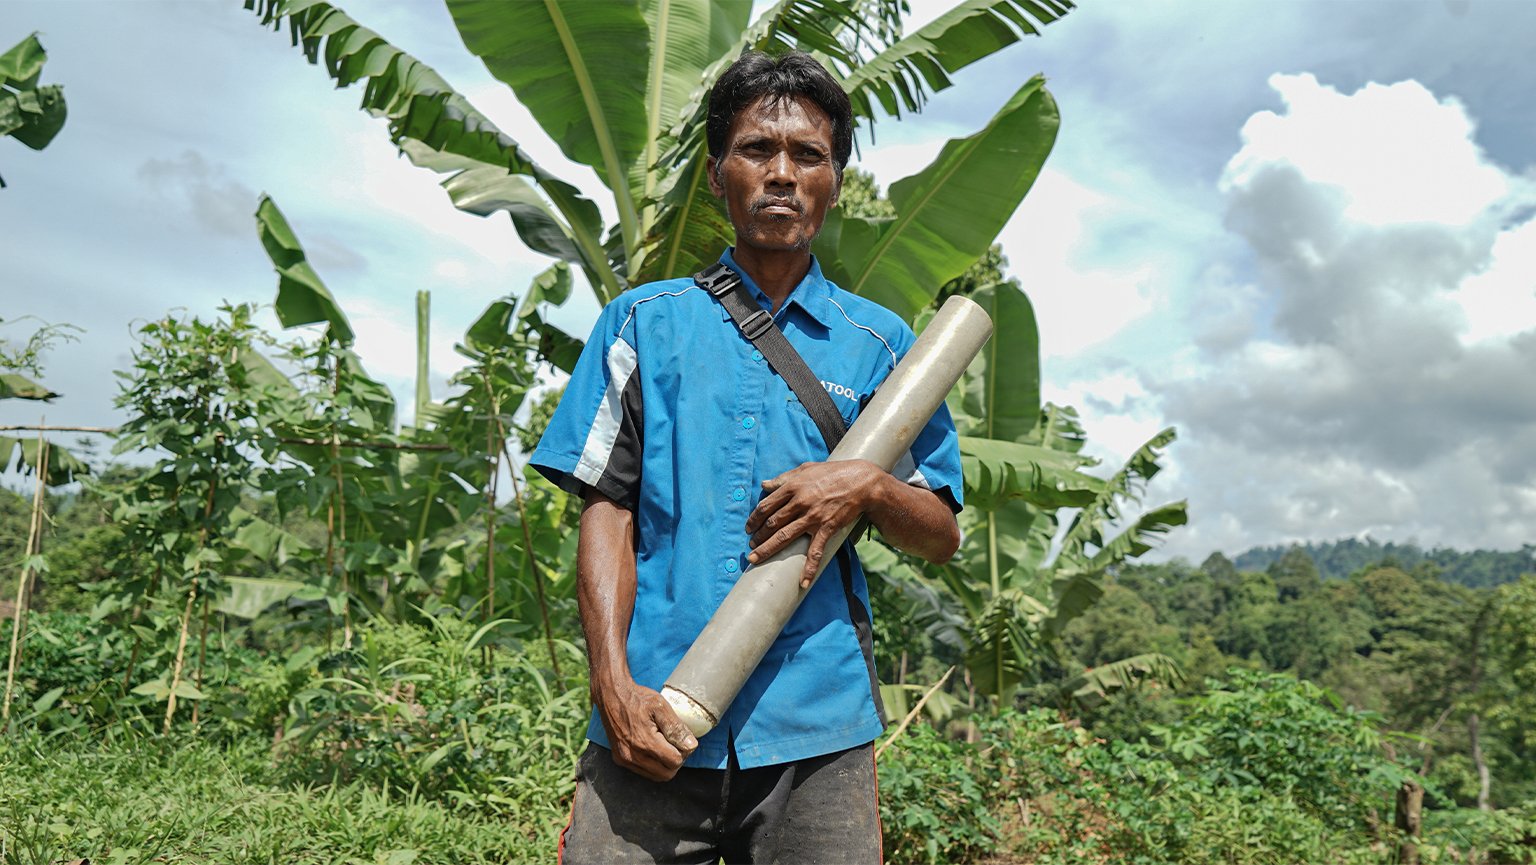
2;0;1534;562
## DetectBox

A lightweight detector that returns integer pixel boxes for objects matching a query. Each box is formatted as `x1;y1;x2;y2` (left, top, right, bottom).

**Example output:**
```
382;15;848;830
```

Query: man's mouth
751;198;802;216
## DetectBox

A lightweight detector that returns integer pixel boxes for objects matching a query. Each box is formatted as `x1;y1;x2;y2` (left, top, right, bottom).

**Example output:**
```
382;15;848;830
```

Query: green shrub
878;671;1412;864
878;721;998;865
1152;668;1403;831
274;611;588;847
1425;802;1536;865
1;609;265;734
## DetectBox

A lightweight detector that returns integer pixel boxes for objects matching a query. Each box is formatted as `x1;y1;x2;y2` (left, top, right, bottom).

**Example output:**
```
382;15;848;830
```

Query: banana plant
247;0;1074;328
1;32;68;188
241;194;575;672
871;282;1188;708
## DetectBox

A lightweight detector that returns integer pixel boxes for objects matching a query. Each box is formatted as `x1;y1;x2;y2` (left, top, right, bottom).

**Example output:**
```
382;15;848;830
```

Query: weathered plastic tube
661;295;994;738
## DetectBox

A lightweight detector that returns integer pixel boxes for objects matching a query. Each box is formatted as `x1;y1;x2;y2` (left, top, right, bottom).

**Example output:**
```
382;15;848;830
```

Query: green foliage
817;74;1058;320
0;317;80;385
0;735;546;864
0;610;263;736
877;673;1420;865
1424;802;1536;865
276;612;588;829
877;722;998;865
1067;551;1536;815
1151;669;1408;831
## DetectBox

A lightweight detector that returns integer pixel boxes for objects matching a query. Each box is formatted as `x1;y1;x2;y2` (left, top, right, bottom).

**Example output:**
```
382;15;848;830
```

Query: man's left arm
746;459;959;587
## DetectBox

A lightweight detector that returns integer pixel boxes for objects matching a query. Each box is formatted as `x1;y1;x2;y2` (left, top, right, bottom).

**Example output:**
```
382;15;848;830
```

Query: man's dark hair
707;51;854;172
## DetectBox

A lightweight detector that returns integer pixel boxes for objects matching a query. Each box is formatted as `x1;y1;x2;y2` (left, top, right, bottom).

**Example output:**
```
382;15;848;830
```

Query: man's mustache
749;196;803;215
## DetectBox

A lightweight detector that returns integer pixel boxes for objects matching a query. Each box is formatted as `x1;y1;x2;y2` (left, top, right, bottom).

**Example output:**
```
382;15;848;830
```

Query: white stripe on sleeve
574;338;639;488
892;449;932;490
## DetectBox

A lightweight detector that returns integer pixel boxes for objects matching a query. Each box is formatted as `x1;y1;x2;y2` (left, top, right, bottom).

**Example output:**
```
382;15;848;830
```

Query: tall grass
0;735;546;864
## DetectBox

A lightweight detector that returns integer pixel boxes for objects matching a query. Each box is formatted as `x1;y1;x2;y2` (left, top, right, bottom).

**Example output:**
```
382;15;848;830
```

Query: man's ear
831;169;842;208
706;156;724;198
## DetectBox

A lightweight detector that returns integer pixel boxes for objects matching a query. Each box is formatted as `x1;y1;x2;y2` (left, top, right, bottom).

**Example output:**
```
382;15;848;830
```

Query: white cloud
1224;73;1510;227
1456;217;1536;345
1152;73;1536;558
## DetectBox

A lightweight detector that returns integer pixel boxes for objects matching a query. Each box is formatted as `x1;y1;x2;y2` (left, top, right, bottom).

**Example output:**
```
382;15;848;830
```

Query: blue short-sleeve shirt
530;249;963;769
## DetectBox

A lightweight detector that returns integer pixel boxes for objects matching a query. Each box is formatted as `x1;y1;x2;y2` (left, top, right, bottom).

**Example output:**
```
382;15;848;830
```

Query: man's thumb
658;713;698;754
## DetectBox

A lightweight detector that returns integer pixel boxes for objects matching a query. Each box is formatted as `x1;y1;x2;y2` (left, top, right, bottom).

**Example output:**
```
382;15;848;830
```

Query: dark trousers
558;741;883;864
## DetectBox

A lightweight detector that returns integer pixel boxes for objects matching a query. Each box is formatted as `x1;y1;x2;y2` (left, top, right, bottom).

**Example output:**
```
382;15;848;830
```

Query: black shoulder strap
695;262;847;453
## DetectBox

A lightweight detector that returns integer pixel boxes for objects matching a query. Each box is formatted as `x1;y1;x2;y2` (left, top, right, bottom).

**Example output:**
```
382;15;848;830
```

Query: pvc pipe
662;295;995;738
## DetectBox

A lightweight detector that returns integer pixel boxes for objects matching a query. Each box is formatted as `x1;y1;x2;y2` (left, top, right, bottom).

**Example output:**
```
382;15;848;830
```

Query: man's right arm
578;488;697;781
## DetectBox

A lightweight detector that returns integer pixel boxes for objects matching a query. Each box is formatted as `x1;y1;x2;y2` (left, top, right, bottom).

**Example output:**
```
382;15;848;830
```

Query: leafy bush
877;671;1413;864
275;611;588;842
1151;668;1404;831
1;609;265;734
1425;802;1536;865
878;721;999;864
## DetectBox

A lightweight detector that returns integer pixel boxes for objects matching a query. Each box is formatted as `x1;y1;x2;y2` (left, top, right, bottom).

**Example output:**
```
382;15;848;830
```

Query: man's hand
593;677;698;782
746;460;883;587
746;459;961;586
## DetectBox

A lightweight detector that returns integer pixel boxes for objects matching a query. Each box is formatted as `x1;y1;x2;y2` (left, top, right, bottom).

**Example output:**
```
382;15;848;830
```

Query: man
531;50;963;864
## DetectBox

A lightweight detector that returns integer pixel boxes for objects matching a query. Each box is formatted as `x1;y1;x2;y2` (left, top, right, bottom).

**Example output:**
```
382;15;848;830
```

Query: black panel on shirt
593;367;645;511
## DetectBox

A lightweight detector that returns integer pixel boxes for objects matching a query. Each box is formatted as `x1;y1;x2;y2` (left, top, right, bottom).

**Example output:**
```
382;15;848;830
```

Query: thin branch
0;424;116;434
0;425;454;452
278;437;454;452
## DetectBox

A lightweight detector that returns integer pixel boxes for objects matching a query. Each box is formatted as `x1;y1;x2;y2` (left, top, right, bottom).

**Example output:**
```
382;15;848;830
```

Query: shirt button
724;559;739;574
751;349;763;362
742;416;756;430
732;487;746;501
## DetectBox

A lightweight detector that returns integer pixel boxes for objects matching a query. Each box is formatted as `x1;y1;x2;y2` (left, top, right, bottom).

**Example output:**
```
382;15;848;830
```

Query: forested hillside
1233;537;1535;588
1066;547;1536;810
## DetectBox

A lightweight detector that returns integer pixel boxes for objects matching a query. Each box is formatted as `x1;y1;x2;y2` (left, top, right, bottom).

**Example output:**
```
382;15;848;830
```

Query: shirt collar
717;248;834;330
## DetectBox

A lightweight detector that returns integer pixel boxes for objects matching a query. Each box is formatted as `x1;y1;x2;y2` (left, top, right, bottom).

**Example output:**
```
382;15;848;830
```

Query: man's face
708;94;840;254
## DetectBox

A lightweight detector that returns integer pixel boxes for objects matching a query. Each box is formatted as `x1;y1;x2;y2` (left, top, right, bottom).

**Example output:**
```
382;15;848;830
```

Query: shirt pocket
785;388;863;442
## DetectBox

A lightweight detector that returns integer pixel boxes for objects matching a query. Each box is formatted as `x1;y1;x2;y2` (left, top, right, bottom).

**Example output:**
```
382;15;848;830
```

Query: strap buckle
695;264;740;298
740;309;773;340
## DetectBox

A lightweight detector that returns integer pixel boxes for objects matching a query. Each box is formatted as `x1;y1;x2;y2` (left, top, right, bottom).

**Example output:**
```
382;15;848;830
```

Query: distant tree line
1233;537;1536;588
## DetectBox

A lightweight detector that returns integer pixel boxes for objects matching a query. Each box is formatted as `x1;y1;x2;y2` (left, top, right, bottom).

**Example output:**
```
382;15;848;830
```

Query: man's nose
765;150;795;187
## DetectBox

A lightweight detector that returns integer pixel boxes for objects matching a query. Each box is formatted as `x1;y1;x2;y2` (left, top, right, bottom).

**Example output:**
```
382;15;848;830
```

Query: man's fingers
612;738;679;782
800;529;832;588
746;485;793;533
752;507;811;556
625;729;687;781
749;518;812;563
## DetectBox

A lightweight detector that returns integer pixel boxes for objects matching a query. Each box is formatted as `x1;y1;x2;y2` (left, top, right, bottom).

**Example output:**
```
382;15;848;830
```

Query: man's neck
731;245;812;314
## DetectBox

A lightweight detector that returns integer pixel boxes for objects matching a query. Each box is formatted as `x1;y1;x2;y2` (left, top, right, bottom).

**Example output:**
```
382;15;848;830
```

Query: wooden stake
1394;779;1423;865
3;432;49;727
876;665;955;760
502;441;562;682
192;595;210;726
330;358;351;649
163;578;198;734
484;374;500;623
165;467;218;734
